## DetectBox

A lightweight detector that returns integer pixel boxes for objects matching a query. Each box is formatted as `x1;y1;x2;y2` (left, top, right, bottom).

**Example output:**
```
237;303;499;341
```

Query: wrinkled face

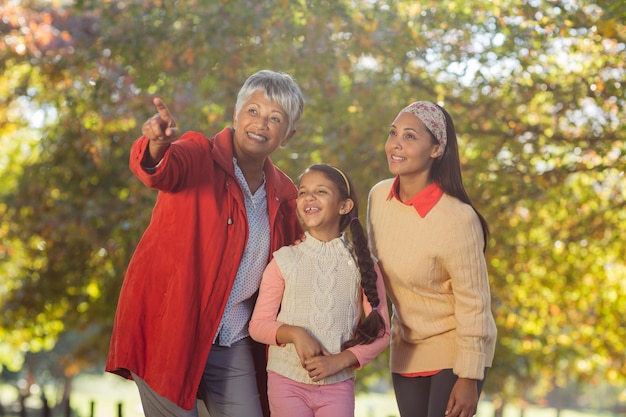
232;90;294;162
385;112;441;178
297;170;353;242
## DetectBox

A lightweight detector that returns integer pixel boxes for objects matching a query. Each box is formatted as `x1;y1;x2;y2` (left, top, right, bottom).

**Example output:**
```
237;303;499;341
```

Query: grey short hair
235;70;304;133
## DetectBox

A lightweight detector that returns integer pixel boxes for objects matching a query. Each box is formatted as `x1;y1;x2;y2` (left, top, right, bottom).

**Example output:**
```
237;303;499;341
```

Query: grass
356;393;620;417
1;374;620;417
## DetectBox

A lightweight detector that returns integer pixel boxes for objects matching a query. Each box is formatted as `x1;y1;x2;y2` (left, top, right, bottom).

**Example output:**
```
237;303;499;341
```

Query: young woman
367;102;497;417
250;163;390;417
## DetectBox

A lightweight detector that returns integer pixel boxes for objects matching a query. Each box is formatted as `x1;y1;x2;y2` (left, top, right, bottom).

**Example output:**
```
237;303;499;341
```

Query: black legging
392;369;488;417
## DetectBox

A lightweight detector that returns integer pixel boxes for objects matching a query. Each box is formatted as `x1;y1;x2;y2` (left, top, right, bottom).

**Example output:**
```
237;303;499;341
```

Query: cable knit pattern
268;232;361;385
367;179;497;380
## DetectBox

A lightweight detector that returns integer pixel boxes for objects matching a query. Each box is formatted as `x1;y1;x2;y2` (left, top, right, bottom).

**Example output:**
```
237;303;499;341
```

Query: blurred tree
0;0;624;411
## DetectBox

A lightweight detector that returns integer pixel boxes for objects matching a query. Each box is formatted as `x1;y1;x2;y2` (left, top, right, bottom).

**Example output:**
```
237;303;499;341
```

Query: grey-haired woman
106;70;305;417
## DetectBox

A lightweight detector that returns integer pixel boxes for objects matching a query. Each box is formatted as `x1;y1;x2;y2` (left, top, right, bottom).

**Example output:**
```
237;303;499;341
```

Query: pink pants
268;371;355;417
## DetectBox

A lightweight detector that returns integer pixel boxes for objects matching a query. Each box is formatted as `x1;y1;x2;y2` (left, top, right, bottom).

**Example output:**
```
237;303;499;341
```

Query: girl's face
297;170;353;242
385;112;441;179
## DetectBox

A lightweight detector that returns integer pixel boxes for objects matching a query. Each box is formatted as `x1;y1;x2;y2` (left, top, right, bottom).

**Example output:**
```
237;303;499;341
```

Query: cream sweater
249;232;390;385
367;179;496;380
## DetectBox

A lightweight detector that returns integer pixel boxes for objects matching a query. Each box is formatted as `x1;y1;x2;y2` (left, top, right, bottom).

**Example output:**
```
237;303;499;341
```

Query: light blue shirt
214;158;270;346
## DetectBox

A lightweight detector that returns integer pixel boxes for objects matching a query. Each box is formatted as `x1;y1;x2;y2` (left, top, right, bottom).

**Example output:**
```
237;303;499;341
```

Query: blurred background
0;0;624;416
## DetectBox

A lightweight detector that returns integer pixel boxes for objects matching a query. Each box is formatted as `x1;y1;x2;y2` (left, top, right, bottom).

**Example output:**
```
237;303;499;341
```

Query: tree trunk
61;375;72;417
41;393;51;417
493;401;505;417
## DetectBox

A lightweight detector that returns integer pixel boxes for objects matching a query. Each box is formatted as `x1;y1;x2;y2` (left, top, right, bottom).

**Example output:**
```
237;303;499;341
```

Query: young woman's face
297;170;352;242
232;90;294;163
385;112;441;178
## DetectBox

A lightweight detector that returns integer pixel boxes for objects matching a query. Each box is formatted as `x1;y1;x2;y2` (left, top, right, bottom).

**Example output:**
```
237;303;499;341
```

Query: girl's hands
445;378;478;417
292;328;328;364
276;325;327;365
304;350;358;381
276;325;358;381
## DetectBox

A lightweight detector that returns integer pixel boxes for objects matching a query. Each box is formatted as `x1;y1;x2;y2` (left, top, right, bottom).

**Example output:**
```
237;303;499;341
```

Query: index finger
153;97;173;122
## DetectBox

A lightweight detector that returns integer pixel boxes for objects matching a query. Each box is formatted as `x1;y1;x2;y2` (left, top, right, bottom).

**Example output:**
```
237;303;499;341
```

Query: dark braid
301;164;386;350
342;215;386;349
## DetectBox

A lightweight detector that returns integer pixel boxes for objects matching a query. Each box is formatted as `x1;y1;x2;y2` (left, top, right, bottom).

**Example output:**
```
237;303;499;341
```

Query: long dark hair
299;164;386;349
429;105;490;251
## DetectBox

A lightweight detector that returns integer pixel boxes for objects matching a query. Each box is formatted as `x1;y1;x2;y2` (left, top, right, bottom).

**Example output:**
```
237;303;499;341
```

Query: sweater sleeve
443;207;496;380
346;263;391;369
249;259;286;346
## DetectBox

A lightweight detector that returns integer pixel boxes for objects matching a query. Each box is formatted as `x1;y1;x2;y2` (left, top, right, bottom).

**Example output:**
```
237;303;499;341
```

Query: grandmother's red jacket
105;127;302;412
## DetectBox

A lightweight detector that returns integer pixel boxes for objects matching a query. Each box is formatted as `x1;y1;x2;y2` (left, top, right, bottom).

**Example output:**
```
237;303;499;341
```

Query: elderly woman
106;70;305;417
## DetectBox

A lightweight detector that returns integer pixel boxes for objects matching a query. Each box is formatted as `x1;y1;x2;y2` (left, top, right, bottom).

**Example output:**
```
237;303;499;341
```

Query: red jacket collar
211;127;297;201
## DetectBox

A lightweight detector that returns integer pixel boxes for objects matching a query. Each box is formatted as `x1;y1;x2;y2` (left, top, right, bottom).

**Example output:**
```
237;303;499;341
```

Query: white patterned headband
399;101;447;158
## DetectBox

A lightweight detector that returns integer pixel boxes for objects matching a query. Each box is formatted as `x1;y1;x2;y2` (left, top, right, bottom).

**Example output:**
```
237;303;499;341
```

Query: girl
367;101;497;417
249;163;390;417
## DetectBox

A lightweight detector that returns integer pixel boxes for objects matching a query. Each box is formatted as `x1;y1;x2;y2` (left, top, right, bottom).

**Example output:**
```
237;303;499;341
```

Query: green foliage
1;0;624;405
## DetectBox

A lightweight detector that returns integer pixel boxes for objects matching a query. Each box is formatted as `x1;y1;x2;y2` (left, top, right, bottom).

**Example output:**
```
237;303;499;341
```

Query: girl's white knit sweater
267;233;361;384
